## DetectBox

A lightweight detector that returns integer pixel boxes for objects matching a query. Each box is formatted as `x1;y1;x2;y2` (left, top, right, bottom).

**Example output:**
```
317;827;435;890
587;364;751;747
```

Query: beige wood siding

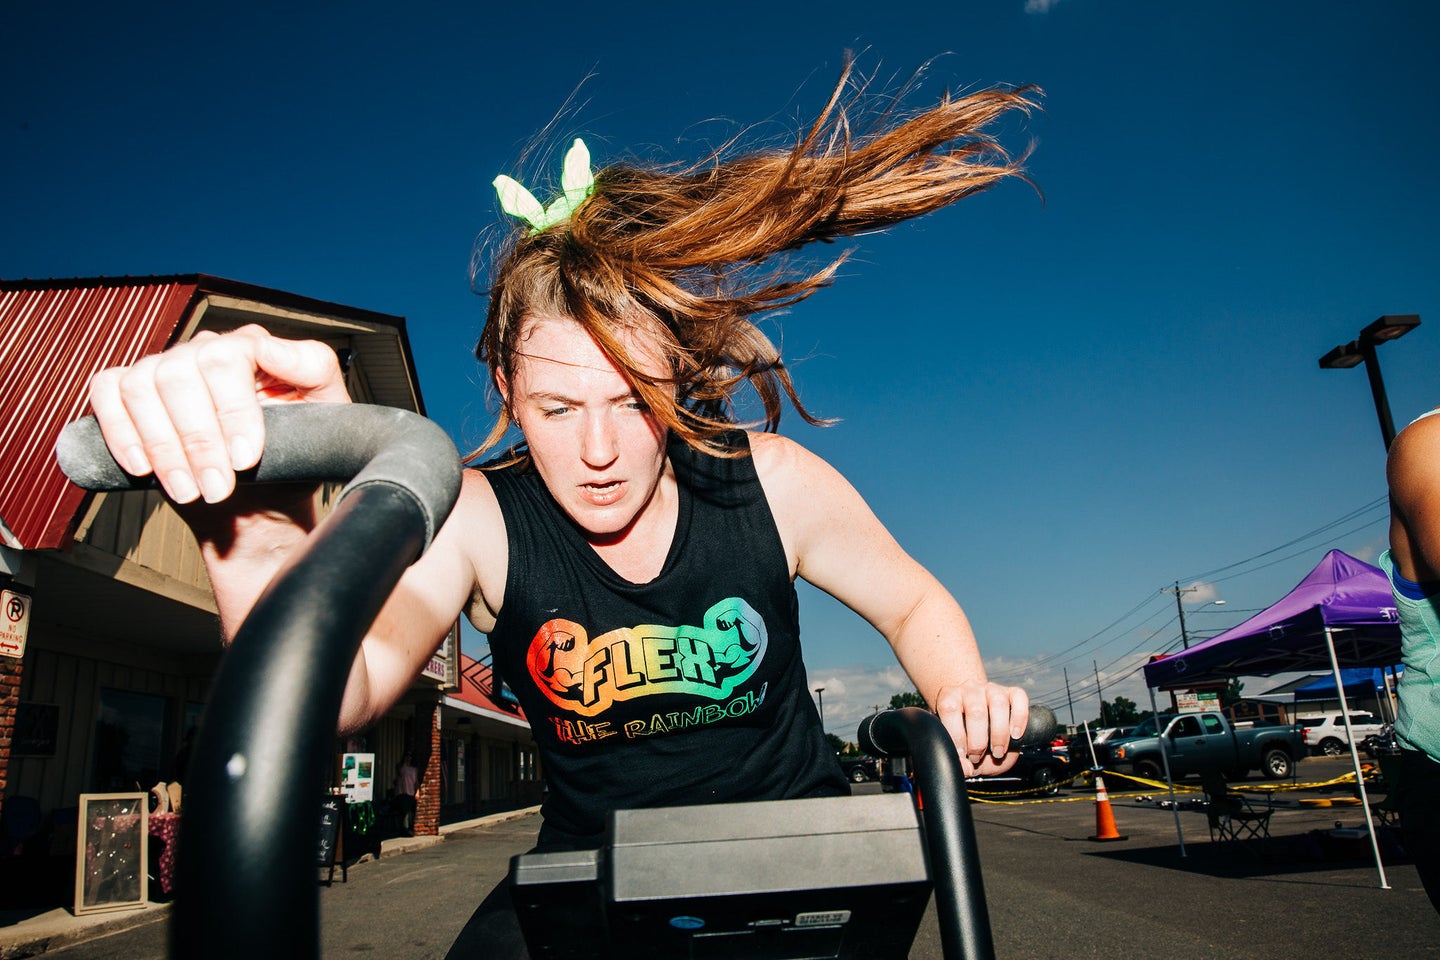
12;645;211;816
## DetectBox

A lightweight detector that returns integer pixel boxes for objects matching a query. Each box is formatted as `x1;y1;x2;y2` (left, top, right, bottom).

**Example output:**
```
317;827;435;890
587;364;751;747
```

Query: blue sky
6;2;1438;739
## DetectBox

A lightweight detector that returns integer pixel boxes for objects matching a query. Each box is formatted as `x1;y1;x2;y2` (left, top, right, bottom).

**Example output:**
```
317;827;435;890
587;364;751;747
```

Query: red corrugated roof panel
1;277;197;550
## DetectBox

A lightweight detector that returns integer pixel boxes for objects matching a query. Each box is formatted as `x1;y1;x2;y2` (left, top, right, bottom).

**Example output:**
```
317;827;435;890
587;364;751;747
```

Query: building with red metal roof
0;276;538;902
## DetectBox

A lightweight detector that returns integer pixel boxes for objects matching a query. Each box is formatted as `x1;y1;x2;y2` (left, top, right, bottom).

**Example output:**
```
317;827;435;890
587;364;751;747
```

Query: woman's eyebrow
525;389;641;405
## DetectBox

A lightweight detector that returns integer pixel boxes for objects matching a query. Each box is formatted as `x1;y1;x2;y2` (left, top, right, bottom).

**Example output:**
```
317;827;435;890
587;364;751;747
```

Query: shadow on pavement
1083;824;1413;882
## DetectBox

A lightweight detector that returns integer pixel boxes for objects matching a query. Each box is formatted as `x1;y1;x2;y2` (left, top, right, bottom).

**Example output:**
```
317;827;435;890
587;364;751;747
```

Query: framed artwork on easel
75;793;148;915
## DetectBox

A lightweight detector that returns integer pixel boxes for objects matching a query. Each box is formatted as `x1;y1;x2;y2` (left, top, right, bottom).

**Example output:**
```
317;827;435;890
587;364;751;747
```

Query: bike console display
510;793;931;959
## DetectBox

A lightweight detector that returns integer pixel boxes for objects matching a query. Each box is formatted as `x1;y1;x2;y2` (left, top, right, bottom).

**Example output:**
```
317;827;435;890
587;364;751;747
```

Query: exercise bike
58;405;1053;960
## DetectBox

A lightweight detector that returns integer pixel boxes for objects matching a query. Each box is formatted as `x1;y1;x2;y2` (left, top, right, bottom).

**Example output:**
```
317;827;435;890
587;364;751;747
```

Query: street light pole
814;687;825;727
1319;314;1421;451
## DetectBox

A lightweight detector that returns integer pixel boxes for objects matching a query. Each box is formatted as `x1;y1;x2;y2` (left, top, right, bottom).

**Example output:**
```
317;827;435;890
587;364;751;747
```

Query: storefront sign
1176;690;1221;713
1;589;31;658
423;622;458;686
340;752;375;803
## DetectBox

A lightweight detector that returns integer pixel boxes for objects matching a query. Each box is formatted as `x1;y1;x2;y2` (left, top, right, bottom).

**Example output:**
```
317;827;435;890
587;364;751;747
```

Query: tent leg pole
1325;627;1390;890
1149;685;1186;858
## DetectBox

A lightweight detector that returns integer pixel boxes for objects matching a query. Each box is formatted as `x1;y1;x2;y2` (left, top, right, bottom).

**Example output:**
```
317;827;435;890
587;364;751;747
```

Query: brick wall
0;654;20;817
413;700;441;836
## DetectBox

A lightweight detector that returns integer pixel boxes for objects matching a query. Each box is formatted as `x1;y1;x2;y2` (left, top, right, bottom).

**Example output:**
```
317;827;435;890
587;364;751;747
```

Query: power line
1175;495;1388;584
1001;495;1390;711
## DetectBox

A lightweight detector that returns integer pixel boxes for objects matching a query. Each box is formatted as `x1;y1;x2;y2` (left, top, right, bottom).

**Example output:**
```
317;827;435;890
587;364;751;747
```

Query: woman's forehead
512;314;667;386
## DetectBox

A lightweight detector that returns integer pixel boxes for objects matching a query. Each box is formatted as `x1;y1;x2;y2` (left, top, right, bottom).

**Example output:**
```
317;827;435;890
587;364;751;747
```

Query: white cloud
1024;0;1064;13
1181;581;1220;605
1351;537;1386;563
806;652;1171;745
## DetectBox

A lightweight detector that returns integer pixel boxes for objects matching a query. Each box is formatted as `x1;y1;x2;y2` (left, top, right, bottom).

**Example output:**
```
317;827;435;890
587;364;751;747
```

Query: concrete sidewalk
0;806;540;959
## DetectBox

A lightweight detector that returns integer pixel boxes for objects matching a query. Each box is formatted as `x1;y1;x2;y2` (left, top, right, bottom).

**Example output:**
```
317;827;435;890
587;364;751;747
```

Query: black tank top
484;431;848;845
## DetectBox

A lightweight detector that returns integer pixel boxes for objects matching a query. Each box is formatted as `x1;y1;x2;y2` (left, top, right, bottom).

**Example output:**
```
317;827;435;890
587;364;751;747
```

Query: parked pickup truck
1107;711;1305;781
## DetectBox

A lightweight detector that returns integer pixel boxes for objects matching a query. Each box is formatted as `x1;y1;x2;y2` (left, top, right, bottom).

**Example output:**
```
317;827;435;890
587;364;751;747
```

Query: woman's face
498;314;670;542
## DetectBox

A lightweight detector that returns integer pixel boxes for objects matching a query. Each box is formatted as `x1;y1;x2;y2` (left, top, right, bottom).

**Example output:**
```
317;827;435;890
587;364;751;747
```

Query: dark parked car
839;756;880;783
1064;725;1138;772
967;746;1067;797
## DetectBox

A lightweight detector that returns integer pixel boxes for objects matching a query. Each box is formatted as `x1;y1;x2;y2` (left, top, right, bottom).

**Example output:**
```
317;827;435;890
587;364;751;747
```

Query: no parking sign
1;589;31;659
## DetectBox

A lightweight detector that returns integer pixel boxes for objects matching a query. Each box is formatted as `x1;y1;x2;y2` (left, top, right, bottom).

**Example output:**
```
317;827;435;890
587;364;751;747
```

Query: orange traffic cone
1089;774;1127;842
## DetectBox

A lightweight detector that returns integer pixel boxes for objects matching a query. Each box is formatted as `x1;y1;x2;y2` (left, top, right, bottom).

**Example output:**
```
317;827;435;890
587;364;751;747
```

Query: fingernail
229;435;254;469
199;468;229;503
166;470;200;503
993;744;1006;760
125;446;151;475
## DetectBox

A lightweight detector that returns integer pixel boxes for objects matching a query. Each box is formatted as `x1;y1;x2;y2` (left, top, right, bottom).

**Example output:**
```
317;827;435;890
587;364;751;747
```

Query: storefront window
92;688;168;791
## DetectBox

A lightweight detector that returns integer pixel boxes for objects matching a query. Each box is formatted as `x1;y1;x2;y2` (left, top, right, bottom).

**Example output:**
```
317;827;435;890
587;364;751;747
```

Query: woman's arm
1388;410;1440;583
86;325;505;733
751;432;1027;776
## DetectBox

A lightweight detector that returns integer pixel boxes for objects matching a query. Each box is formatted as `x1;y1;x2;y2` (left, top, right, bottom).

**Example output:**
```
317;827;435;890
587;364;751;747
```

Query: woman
87;56;1038;950
1381;407;1440;913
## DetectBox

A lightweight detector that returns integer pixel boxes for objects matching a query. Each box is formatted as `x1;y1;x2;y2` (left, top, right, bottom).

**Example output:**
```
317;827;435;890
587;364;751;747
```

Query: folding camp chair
1199;769;1272;852
1370;753;1402;827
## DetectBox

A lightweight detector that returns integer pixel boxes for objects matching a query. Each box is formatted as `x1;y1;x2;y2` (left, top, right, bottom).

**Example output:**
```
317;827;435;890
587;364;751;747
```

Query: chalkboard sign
317;796;346;885
14;702;59;756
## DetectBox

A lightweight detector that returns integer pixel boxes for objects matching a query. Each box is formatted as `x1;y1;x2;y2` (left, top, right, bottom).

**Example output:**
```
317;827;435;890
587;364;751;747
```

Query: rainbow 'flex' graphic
526;597;767;717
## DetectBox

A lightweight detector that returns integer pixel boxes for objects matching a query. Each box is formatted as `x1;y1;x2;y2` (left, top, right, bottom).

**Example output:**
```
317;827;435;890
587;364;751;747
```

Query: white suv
1298;712;1385;756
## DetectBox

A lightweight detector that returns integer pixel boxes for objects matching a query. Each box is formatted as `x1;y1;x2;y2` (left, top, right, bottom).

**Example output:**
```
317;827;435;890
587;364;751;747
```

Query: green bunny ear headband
493;138;595;234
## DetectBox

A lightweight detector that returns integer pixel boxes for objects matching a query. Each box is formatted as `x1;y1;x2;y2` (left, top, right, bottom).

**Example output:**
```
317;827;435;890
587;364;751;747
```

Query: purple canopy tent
1144;550;1399;688
1141;550;1402;888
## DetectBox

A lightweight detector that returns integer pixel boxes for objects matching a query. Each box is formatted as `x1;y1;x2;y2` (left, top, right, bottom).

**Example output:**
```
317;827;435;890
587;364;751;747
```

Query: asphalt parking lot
3;756;1436;959
957;761;1438;960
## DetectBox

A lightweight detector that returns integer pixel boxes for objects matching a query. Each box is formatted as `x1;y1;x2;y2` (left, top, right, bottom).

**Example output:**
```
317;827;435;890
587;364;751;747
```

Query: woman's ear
494;367;511;405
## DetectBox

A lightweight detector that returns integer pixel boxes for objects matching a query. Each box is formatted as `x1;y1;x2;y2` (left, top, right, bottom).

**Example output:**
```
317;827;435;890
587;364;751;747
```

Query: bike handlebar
56;404;462;960
857;703;1057;759
855;705;1057;960
56;403;460;550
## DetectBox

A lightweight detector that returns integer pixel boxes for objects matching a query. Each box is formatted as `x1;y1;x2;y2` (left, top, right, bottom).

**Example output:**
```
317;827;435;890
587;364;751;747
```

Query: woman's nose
581;412;618;466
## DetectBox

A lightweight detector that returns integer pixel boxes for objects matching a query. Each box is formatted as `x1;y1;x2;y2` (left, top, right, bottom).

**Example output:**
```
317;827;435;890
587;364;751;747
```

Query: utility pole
814;687;825;727
1162;581;1199;648
1094;660;1106;726
1063;667;1076;728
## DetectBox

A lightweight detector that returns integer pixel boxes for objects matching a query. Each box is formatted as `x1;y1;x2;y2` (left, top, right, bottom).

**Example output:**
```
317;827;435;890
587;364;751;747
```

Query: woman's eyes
538;400;647;418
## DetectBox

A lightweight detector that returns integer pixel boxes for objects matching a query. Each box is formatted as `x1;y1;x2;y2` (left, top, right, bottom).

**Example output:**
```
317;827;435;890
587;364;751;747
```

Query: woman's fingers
85;326;349;504
935;682;1031;777
150;337;243;503
87;365;152;478
196;331;270;471
252;332;349;402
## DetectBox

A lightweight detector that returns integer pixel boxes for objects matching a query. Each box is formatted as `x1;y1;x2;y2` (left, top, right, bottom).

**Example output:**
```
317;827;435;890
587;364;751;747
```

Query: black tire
1319;738;1344;757
1262;747;1293;779
1031;765;1060;796
1134;758;1163;782
849;766;868;783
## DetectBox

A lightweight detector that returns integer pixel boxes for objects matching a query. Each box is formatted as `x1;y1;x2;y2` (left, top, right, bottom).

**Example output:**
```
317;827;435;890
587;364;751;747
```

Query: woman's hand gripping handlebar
856;704;1057;960
56;403;462;960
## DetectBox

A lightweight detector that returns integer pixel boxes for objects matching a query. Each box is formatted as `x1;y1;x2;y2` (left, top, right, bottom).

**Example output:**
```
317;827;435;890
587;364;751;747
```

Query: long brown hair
472;56;1039;462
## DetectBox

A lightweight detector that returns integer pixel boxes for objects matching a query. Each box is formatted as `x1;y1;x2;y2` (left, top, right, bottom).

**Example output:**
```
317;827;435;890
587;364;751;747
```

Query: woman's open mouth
580;480;624;506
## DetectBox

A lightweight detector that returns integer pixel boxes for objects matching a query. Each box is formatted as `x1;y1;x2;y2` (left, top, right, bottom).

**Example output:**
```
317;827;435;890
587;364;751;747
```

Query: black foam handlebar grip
55;403;461;552
858;702;1056;759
